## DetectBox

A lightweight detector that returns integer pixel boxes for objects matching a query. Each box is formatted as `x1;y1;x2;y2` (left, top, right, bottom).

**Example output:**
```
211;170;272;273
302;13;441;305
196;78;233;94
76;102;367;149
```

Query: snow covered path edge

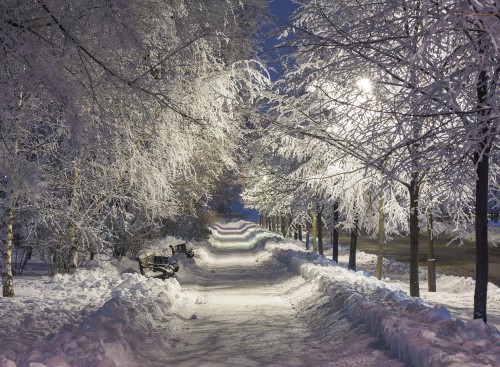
269;242;500;367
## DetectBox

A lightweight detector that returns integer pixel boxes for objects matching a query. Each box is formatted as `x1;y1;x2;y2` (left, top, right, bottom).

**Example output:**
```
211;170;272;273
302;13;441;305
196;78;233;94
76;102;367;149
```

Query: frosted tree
411;0;500;321
1;0;271;293
255;0;489;302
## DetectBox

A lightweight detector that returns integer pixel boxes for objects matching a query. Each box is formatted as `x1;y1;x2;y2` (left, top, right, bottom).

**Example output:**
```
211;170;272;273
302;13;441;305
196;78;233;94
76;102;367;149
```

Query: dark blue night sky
261;0;298;80
270;0;297;22
237;0;299;222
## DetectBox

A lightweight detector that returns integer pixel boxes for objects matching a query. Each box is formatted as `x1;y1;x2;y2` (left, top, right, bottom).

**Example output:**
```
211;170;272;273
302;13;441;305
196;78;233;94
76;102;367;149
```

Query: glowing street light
356;77;372;93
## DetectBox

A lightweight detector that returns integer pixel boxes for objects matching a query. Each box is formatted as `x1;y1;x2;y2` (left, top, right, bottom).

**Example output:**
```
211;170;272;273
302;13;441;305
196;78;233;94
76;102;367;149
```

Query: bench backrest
170;243;187;254
136;251;156;275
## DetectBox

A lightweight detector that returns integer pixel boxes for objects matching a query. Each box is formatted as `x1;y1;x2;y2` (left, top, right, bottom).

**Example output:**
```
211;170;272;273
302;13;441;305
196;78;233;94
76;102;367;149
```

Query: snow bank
14;273;180;367
0;238;191;367
268;243;500;367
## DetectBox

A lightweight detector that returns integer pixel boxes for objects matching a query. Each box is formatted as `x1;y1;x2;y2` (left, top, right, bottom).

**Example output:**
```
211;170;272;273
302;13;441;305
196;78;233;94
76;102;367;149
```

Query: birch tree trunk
2;86;22;297
2;206;15;297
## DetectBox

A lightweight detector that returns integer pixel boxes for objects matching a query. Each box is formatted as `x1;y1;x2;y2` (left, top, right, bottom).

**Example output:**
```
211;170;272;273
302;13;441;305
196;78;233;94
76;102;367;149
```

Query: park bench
135;251;179;279
170;243;195;258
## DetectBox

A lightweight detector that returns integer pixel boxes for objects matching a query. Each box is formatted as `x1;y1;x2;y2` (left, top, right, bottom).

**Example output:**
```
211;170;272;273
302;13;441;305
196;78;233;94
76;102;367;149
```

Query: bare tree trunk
288;212;292;237
312;210;317;252
427;211;436;292
317;210;323;256
332;202;339;263
474;148;489;321
305;222;310;250
227;197;232;221
281;213;286;236
68;158;81;274
284;213;287;237
348;218;358;271
472;32;494;321
409;175;420;297
375;197;384;280
19;247;32;275
298;225;302;241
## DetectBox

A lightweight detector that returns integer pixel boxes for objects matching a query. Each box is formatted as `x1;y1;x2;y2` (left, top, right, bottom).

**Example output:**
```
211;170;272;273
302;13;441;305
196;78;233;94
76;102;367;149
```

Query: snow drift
267;241;500;367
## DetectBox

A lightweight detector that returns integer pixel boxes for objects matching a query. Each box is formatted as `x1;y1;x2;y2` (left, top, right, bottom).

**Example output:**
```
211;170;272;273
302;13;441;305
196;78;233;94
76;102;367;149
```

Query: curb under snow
269;243;500;367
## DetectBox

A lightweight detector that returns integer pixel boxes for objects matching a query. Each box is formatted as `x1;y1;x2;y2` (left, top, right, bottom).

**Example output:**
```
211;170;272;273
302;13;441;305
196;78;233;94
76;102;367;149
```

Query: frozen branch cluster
242;0;499;320
0;0;270;292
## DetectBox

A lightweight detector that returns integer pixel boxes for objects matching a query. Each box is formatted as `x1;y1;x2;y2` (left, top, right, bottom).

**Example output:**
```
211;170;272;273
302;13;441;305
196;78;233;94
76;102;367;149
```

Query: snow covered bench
169;243;195;258
135;251;179;279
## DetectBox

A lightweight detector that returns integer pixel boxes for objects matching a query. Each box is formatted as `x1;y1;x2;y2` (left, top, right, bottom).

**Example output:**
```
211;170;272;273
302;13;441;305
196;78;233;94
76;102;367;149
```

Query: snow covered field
1;221;499;366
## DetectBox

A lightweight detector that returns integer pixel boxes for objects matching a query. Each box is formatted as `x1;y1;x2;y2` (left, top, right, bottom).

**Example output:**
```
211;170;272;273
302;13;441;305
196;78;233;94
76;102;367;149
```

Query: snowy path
167;253;310;366
135;224;406;367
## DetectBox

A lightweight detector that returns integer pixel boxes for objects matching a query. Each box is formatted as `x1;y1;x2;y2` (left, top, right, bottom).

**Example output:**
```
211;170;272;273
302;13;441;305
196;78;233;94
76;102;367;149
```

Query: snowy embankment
0;238;191;367
2;221;500;366
267;240;500;367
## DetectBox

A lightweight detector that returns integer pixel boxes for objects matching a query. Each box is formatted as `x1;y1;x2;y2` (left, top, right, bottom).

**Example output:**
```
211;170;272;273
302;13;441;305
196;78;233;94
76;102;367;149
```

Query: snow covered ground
0;221;499;366
324;244;500;328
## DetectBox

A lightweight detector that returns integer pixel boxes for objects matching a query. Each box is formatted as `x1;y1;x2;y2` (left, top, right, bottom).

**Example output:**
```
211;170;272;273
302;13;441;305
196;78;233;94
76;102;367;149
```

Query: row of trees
243;0;499;322
1;0;270;296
